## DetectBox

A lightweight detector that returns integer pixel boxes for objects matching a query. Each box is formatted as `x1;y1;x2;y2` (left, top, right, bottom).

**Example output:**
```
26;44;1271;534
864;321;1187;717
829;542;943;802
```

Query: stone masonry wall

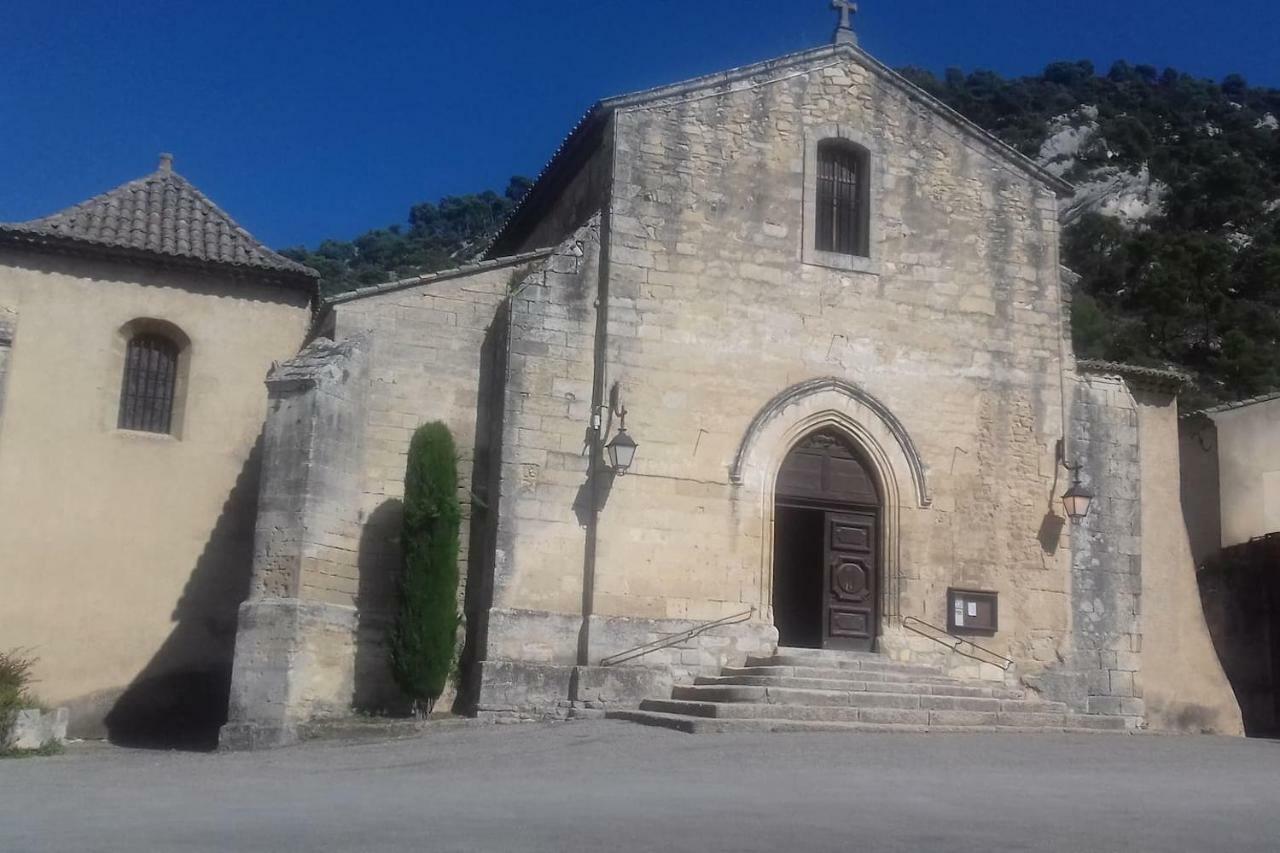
222;335;372;749
493;52;1074;681
327;255;552;710
1026;372;1144;724
485;223;604;665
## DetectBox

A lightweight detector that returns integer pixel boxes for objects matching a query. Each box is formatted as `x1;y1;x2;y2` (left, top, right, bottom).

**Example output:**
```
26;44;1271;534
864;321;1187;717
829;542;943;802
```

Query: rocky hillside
903;61;1280;404
287;61;1280;405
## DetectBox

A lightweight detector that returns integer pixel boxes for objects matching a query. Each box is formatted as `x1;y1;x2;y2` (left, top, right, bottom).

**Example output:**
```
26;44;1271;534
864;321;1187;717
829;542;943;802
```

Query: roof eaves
1;167;321;282
484;105;607;259
0;225;319;292
325;248;555;306
1077;359;1192;390
1193;390;1280;416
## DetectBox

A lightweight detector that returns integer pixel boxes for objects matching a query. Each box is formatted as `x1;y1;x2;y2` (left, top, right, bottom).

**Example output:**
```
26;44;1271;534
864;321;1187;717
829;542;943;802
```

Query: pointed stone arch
732;378;932;628
731;377;931;508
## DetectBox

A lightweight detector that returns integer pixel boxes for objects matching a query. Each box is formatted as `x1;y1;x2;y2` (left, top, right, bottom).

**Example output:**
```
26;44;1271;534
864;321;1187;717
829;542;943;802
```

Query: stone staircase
607;647;1129;734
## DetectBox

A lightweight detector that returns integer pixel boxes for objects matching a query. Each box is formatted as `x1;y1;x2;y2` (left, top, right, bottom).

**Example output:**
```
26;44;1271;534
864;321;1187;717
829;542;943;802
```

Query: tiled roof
0;155;317;282
1077;359;1192;388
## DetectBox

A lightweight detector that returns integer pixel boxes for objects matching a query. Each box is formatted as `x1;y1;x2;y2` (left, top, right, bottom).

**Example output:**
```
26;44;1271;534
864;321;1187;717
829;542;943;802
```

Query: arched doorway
773;429;882;651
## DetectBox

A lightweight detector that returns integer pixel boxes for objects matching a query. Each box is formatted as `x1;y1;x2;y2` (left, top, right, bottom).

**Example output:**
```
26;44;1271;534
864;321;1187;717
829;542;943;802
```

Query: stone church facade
219;38;1243;747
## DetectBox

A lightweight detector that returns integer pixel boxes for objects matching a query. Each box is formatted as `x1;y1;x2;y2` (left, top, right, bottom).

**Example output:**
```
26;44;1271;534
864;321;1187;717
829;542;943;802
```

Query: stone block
10;708;69;750
476;661;574;713
570;666;673;706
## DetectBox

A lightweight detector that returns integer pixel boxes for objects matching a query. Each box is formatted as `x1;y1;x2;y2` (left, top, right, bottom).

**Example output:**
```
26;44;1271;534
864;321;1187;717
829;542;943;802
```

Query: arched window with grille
815;139;871;258
118;332;181;434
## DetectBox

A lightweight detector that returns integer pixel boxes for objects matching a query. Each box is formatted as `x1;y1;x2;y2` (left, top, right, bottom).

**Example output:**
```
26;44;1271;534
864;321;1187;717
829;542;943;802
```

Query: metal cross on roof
832;0;859;45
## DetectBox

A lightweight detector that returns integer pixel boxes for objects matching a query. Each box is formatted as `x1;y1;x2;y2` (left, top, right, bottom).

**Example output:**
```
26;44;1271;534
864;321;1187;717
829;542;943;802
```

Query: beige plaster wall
0;249;310;735
1213;397;1280;548
1178;414;1222;566
1138;390;1243;734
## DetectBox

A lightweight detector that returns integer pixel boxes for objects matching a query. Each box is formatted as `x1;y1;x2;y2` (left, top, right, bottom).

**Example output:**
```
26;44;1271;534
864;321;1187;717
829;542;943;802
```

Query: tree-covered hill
281;176;531;297
285;60;1280;404
903;61;1280;405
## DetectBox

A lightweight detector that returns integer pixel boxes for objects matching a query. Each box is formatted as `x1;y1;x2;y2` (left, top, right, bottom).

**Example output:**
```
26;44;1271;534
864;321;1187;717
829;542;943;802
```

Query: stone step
671;685;1067;714
643;699;1082;723
721;665;994;688
701;673;1026;700
746;653;945;679
774;647;897;661
607;709;1131;735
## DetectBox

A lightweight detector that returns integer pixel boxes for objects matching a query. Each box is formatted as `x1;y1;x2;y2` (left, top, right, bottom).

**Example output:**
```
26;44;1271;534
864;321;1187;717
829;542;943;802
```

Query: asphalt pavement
3;721;1278;852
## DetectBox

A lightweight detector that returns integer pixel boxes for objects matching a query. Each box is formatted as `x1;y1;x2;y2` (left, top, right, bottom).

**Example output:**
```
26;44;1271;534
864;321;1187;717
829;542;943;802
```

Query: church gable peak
490;36;1071;256
597;44;1071;195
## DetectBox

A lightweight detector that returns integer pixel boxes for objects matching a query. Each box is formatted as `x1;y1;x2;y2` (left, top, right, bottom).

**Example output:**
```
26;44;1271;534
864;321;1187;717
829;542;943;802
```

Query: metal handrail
599;608;756;667
902;616;1014;672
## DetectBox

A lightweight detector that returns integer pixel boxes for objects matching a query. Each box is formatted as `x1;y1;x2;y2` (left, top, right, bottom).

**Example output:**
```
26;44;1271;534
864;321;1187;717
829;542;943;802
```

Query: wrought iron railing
902;616;1014;672
599;608;756;667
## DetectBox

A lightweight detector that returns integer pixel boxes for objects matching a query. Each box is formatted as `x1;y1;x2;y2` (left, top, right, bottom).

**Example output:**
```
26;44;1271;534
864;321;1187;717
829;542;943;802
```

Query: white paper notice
968;602;978;618
954;601;965;627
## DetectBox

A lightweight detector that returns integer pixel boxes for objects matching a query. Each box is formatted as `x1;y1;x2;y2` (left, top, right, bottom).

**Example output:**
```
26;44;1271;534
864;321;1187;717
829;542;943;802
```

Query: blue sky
1;0;1276;249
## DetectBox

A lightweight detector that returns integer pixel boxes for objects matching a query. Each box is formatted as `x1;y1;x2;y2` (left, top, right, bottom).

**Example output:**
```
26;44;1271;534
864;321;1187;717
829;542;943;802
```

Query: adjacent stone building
219;32;1243;747
0;157;317;742
1181;394;1280;735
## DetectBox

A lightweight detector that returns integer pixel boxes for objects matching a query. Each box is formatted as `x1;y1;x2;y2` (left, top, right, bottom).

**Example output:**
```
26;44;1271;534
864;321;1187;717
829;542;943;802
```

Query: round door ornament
833;560;869;601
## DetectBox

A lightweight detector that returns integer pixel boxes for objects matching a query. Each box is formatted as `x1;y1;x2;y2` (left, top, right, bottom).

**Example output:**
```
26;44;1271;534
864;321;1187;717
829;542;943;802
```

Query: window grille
118;334;179;434
815;141;869;257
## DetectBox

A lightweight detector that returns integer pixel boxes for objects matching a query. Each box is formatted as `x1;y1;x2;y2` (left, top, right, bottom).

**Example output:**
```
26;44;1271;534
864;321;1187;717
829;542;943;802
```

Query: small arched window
118;333;180;434
815;140;871;258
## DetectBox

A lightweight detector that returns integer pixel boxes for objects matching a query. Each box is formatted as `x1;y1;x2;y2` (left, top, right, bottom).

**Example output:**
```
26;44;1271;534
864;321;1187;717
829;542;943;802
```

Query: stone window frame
802;125;883;276
108;318;192;441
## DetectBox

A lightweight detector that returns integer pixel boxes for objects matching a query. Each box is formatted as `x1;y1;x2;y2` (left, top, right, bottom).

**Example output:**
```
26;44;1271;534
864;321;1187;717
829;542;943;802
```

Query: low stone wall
476;609;776;719
880;624;1014;685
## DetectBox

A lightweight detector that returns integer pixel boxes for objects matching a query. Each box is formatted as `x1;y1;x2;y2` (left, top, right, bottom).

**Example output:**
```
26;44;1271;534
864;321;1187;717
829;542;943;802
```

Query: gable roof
488;43;1074;258
0;156;318;287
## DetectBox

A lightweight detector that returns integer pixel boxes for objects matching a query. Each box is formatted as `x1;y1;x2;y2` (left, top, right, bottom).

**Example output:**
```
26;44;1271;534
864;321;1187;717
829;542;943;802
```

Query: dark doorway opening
773;506;826;649
772;430;883;652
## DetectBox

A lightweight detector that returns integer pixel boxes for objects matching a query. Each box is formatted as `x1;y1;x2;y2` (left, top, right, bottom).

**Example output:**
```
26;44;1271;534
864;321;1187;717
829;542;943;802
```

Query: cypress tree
389;422;461;717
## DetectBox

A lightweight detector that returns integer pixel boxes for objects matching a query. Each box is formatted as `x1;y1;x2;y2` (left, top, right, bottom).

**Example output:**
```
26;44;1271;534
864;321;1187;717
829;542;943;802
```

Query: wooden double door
774;431;882;652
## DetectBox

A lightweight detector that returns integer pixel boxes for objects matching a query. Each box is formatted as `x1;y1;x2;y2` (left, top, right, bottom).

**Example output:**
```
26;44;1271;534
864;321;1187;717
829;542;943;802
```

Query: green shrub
389;422;461;716
0;649;37;750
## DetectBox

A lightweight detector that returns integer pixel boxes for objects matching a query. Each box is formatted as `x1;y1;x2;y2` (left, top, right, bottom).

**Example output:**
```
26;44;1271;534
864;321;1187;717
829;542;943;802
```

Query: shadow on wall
455;300;509;715
1198;534;1280;737
100;437;263;751
353;499;409;715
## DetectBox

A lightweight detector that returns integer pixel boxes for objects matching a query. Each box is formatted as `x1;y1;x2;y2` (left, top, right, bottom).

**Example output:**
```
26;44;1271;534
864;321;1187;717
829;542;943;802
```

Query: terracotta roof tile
0;157;317;281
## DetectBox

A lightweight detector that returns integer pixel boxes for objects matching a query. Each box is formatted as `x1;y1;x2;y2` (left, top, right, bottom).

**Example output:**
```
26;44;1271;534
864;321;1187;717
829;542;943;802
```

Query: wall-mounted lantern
1060;462;1094;523
605;407;638;474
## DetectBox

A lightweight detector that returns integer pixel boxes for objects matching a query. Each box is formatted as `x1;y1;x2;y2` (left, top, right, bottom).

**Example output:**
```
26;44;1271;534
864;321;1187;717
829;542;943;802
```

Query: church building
2;8;1245;746
218;14;1242;746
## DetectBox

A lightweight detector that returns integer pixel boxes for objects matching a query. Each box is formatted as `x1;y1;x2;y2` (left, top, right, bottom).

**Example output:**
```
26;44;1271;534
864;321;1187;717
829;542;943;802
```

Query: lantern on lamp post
1061;463;1094;522
605;408;638;474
